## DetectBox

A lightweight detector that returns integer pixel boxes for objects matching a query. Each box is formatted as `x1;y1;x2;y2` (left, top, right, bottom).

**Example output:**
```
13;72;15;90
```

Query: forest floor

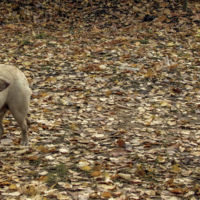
0;0;200;199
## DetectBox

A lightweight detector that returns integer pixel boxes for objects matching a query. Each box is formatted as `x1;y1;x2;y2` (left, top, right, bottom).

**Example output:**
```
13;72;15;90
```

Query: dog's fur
0;65;31;146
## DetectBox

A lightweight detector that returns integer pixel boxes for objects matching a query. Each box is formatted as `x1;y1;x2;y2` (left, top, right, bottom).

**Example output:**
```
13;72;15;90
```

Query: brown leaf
0;181;11;186
24;185;37;196
106;91;111;97
115;36;127;41
165;178;174;186
135;164;145;176
28;155;39;161
70;123;79;130
92;171;102;177
172;88;181;93
39;176;48;182
101;192;112;198
170;164;182;173
37;145;49;153
170;188;185;194
93;165;102;171
167;63;178;70
92;26;101;33
115;91;124;95
96;105;103;111
119;129;127;133
42;125;48;130
43;108;50;112
117;139;125;147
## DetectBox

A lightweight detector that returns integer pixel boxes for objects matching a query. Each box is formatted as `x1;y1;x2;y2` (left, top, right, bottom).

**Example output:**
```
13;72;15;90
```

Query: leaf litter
0;0;200;199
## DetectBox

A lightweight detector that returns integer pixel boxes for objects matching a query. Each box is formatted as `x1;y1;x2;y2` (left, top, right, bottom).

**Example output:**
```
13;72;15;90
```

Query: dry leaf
81;166;91;171
92;26;101;33
101;191;112;198
38;145;49;153
135;164;145;176
9;184;18;190
70;123;79;130
157;156;165;163
171;164;182;173
92;171;102;177
117;138;125;147
135;41;141;46
118;173;131;180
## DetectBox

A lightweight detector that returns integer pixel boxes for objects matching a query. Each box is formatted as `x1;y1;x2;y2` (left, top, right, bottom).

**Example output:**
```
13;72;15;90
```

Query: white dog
0;65;31;146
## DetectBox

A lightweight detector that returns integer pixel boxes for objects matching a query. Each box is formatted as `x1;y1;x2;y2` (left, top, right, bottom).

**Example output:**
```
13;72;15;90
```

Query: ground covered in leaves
0;0;200;199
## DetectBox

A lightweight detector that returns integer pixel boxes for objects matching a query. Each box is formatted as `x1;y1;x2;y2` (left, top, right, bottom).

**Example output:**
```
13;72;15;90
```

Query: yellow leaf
157;156;165;163
104;172;111;181
39;175;48;182
37;145;49;153
120;57;125;62
101;192;112;198
24;185;37;196
1;165;11;171
148;68;153;76
65;183;72;189
42;93;48;97
46;77;56;82
9;184;18;190
50;183;57;189
43;108;49;112
167;42;174;46
96;105;103;111
7;24;16;29
81;166;91;171
105;91;111;97
3;119;10;123
114;80;119;84
135;41;140;46
70;123;79;130
24;61;32;66
160;101;170;107
92;171;102;177
131;63;137;68
144;73;150;78
171;164;181;173
185;96;191;101
32;31;36;37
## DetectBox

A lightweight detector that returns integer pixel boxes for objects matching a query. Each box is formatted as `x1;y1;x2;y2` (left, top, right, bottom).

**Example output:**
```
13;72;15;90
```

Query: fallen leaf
135;164;145;176
81;166;91;171
92;171;102;177
101;191;112;198
171;164;182;173
9;184;18;190
117;138;125;147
